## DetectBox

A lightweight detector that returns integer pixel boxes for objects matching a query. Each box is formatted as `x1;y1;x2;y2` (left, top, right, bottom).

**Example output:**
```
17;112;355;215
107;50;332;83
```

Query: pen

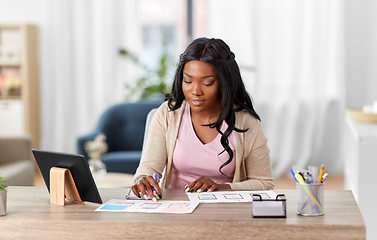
321;173;328;183
152;173;160;202
298;171;306;182
290;168;316;212
125;187;141;199
289;169;298;182
153;173;158;191
305;178;311;184
290;169;310;184
125;188;131;199
306;172;312;184
296;171;311;184
318;165;324;183
295;173;323;213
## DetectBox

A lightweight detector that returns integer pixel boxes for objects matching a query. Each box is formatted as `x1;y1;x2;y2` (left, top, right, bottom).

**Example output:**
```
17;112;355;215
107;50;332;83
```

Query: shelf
347;109;377;123
0;24;39;148
0;63;21;67
0;95;21;100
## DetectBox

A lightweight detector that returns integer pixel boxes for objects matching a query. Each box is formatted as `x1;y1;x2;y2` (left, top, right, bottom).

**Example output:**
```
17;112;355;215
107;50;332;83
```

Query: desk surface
1;187;365;239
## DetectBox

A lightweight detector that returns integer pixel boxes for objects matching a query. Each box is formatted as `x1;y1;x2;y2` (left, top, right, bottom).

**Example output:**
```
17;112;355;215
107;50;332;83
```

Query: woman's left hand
185;176;231;193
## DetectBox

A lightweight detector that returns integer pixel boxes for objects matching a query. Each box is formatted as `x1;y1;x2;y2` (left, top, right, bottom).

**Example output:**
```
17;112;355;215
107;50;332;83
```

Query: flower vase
0;189;7;216
89;159;107;183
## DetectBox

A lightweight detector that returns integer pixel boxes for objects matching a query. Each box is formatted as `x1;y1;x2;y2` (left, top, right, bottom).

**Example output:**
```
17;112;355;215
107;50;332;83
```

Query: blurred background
1;1;377;238
0;0;376;178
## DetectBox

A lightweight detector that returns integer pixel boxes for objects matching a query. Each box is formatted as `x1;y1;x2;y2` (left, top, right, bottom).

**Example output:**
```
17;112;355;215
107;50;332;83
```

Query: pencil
318;165;324;184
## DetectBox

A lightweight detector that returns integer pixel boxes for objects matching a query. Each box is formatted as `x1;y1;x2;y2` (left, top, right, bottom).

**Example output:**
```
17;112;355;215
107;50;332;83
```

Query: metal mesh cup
296;182;324;216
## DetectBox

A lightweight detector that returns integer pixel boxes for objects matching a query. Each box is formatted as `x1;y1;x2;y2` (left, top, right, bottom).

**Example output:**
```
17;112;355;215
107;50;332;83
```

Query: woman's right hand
131;175;162;202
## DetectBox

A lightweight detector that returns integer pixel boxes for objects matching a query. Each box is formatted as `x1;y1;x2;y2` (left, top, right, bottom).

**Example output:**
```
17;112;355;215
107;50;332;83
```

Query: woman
132;37;273;201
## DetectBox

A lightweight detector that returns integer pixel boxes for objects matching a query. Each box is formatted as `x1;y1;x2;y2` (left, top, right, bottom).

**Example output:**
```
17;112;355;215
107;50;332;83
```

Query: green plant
0;174;6;191
119;34;175;100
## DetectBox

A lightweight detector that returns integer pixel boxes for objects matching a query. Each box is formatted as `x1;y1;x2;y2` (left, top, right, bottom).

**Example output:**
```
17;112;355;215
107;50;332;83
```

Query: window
140;0;208;77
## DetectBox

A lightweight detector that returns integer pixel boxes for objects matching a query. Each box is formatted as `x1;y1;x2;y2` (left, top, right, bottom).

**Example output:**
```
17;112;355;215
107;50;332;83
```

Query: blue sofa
77;101;162;174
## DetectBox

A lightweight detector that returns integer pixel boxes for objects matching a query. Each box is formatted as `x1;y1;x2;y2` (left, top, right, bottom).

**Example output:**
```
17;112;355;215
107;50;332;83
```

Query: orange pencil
318;165;324;183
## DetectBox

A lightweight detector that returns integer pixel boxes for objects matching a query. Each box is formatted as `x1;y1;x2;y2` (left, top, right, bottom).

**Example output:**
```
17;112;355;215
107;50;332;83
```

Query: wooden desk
1;187;365;239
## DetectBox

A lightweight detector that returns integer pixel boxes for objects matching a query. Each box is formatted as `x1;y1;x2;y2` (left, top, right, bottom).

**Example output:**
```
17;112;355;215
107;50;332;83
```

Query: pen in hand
152;173;162;202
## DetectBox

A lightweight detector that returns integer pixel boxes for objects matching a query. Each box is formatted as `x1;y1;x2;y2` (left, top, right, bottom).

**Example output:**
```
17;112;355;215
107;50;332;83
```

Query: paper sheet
95;199;199;214
186;190;277;203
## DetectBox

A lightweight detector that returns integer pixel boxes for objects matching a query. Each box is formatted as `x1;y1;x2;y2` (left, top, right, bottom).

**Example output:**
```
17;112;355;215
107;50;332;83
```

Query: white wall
344;0;377;108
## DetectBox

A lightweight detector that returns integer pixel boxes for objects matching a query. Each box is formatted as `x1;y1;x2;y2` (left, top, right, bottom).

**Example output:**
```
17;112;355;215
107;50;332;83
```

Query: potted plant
119;34;175;101
0;174;6;216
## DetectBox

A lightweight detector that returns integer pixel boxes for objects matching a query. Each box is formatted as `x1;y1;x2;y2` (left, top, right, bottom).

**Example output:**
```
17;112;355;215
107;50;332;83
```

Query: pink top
168;104;236;189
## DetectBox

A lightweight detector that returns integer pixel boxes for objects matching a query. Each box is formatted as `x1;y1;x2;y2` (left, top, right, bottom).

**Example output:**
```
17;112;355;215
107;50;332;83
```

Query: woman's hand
185;176;231;193
131;175;162;202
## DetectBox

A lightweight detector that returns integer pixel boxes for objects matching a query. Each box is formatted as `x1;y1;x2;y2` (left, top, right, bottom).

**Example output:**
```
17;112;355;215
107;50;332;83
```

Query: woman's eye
183;79;192;84
204;82;214;86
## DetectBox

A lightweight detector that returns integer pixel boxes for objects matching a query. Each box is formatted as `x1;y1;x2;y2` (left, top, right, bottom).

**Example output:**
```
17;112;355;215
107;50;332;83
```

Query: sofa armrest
0;135;33;165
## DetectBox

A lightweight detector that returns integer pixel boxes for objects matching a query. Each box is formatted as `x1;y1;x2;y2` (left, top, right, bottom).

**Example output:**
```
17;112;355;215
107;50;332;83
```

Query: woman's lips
190;99;205;106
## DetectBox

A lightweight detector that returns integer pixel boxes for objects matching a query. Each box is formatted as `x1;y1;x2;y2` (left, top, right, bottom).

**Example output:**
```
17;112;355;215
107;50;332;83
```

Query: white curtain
207;0;345;177
40;0;142;153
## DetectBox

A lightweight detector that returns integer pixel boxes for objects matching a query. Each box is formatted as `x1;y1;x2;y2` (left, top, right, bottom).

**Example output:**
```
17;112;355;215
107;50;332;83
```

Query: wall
1;0;376;159
344;0;377;109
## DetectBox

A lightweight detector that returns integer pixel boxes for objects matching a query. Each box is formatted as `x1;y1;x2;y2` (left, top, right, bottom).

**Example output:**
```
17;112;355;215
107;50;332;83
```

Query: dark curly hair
165;37;260;175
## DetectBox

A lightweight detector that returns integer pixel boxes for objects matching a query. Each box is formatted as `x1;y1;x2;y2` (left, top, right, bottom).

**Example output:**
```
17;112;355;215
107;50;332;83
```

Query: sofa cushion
101;151;141;174
0;160;35;186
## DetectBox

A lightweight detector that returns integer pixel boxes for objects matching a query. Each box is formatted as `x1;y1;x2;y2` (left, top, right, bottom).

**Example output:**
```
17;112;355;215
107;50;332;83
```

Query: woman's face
182;60;220;115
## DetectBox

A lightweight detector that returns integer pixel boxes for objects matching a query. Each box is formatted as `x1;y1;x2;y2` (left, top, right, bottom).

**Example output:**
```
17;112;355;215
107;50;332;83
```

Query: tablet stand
49;167;83;206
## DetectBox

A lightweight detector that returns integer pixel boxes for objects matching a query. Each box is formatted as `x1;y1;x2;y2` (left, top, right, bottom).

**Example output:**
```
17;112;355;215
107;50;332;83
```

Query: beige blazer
134;101;274;190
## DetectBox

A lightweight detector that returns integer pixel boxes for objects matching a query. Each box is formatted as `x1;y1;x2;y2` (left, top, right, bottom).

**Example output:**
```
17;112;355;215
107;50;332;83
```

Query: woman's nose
191;83;203;96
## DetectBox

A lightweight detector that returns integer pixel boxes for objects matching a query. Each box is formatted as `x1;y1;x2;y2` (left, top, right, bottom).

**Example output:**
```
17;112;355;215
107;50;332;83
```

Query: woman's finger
144;176;158;201
147;176;162;199
189;181;205;193
198;181;214;193
131;185;141;198
207;184;217;192
137;178;150;200
185;177;201;192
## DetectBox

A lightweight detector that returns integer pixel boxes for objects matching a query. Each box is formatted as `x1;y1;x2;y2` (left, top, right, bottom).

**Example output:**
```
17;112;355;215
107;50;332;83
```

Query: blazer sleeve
133;103;169;182
228;115;274;190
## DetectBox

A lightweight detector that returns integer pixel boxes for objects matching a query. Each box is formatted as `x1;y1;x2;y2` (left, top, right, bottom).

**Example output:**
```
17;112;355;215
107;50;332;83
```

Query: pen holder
296;182;324;216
